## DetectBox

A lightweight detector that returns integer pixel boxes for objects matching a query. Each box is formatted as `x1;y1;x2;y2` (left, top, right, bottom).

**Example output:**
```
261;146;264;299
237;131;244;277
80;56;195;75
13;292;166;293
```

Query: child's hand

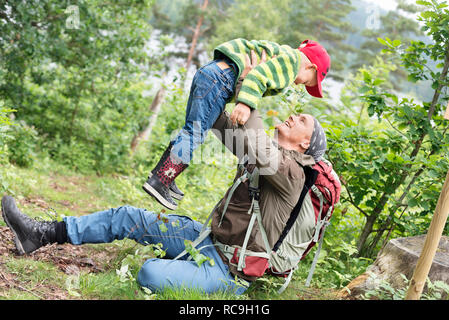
230;102;251;126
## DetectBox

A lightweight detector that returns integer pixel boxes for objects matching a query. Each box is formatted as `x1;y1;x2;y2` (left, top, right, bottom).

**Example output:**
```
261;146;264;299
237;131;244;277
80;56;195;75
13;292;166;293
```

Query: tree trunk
356;213;378;256
356;189;393;257
367;164;429;257
339;235;449;300
130;86;166;154
185;0;208;71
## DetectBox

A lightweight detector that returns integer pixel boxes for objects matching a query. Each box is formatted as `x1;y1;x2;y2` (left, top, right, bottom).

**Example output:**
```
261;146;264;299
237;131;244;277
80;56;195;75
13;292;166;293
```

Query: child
143;38;331;210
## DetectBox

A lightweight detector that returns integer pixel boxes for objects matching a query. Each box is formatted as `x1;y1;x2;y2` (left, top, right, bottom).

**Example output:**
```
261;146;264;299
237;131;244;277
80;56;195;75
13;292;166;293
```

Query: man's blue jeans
171;59;237;164
63;206;248;295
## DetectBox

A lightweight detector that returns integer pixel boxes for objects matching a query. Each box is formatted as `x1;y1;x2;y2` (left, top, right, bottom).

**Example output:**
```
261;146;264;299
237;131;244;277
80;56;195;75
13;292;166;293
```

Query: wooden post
405;101;449;300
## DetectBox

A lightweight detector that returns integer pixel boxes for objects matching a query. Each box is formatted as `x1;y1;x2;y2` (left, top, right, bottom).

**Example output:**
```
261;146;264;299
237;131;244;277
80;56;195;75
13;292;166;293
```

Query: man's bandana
305;117;327;163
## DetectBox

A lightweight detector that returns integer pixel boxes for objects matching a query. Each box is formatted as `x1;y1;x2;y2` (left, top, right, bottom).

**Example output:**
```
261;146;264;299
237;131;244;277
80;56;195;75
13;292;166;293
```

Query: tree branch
428;41;449;120
386;117;409;139
343;183;369;218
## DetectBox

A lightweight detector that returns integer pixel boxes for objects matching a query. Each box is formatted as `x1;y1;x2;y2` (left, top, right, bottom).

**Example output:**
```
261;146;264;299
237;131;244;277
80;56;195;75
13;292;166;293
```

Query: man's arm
212;110;304;198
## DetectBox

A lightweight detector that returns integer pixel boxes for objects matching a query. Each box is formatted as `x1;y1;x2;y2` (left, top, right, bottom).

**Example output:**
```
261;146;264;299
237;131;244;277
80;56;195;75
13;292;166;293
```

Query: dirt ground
0;226;118;299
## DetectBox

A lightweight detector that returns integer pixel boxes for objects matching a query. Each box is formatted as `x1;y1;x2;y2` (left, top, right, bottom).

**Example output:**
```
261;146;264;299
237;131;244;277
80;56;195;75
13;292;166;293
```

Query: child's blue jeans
171;59;237;164
63;205;248;295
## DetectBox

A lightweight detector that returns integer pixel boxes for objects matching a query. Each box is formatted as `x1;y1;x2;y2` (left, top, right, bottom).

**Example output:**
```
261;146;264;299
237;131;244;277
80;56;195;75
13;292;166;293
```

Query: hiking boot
168;179;184;201
147;172;184;201
143;175;177;210
142;142;188;210
1;195;58;255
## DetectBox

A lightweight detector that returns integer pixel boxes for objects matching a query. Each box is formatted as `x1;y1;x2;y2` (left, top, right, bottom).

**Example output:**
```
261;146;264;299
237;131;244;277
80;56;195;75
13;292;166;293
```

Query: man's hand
240;49;267;79
230;102;251;126
231;49;267;126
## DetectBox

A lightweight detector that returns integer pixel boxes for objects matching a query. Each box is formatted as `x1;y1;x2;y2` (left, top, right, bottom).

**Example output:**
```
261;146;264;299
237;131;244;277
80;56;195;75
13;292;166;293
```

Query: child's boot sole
142;182;178;211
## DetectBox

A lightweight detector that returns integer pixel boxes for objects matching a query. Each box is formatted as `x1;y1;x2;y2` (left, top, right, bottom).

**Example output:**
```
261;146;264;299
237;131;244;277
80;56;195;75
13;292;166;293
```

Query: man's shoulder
277;153;307;180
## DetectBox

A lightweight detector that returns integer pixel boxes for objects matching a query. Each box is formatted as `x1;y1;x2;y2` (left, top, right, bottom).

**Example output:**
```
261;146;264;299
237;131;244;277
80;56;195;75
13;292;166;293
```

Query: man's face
275;113;315;151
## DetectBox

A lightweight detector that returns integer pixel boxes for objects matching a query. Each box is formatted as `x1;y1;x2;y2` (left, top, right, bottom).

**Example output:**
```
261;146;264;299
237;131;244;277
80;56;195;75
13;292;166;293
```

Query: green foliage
0;106;16;162
116;243;165;282
209;0;291;48
184;239;215;267
4;120;38;167
0;106;15;128
353;1;425;94
2;0;449;299
362;273;449;300
1;0;156;173
297;239;372;289
326;0;449;258
281;0;357;80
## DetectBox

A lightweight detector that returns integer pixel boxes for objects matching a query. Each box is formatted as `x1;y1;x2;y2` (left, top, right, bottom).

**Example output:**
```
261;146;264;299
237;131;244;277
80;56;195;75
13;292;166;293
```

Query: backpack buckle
248;186;260;200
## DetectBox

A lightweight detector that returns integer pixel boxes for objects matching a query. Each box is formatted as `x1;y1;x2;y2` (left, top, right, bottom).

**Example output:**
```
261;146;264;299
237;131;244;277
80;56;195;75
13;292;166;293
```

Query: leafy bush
296;238;373;289
5;120;38;167
0;106;15;163
53;138;96;173
1;1;157;174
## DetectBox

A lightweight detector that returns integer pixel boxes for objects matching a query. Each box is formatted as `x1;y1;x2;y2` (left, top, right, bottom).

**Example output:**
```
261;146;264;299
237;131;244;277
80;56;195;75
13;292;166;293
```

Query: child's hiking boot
168;179;184;200
143;143;188;210
1;195;60;255
147;172;184;201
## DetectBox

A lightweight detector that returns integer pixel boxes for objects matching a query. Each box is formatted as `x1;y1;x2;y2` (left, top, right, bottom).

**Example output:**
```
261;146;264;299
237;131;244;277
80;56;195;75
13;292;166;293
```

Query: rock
338;235;449;299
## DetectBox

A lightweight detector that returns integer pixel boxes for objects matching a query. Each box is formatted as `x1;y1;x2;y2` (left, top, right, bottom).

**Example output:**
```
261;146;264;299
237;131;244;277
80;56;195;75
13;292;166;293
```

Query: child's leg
143;59;237;210
171;60;237;164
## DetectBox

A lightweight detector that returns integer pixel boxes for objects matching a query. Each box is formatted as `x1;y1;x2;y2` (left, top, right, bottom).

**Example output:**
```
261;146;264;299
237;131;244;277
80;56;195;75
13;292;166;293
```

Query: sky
365;0;449;11
364;0;399;11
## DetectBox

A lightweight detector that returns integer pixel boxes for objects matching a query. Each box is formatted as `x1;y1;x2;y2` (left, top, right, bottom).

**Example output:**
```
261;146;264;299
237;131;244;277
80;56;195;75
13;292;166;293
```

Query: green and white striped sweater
213;38;301;109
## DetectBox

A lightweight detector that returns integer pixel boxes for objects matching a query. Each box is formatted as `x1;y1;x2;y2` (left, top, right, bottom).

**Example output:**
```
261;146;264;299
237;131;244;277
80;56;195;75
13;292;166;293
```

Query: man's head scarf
304;117;327;163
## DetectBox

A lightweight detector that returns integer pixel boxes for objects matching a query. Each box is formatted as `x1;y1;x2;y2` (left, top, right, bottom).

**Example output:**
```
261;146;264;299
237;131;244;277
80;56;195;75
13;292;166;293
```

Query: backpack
174;157;341;294
267;159;341;292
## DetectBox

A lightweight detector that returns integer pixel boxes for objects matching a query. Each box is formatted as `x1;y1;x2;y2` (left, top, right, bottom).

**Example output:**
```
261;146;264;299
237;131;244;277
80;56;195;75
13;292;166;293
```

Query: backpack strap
277;266;297;294
305;204;333;287
218;155;250;228
270;165;319;293
272;165;319;252
218;173;248;228
237;167;272;272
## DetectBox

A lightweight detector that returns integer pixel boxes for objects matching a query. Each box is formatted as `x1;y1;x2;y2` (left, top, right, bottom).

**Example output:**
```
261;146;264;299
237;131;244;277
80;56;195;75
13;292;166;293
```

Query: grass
0;158;341;300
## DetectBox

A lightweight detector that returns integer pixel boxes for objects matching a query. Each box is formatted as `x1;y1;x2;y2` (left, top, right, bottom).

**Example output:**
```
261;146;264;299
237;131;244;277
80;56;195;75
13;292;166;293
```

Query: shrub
5;120;38;168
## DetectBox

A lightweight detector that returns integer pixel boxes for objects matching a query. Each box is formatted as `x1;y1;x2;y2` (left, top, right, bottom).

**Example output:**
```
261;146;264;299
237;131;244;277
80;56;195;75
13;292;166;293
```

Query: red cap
298;39;330;98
